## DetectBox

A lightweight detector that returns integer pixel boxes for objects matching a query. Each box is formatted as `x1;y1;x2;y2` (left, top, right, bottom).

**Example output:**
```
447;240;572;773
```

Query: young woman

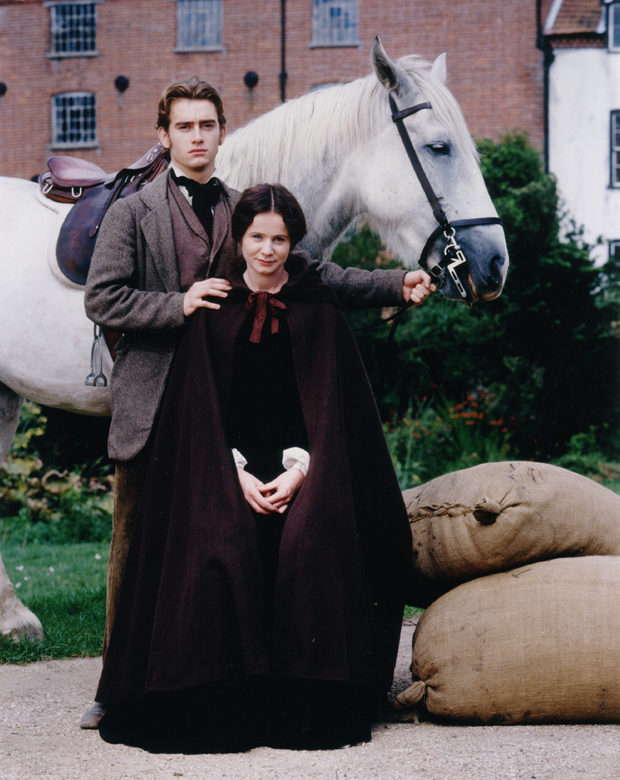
96;185;412;752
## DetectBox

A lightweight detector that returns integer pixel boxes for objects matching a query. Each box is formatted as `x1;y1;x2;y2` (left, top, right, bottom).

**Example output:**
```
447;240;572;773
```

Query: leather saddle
39;142;169;286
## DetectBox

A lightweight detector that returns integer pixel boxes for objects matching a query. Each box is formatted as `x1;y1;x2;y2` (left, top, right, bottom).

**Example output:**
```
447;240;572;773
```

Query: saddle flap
47;156;111;188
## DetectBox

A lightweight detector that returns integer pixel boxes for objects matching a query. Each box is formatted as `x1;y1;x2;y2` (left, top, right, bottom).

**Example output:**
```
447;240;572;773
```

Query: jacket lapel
140;172;181;292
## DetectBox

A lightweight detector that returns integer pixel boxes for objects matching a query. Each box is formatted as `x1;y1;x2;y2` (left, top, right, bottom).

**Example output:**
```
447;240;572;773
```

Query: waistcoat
168;176;237;290
168;178;211;291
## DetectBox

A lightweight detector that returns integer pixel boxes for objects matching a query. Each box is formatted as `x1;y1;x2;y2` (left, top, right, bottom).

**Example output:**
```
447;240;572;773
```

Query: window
176;0;222;51
311;0;359;47
47;2;97;57
612;111;620;187
609;240;620;260
609;2;620;51
51;92;97;148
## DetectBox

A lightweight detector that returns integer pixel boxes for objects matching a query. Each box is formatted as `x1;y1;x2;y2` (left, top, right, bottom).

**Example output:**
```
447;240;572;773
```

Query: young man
81;78;434;728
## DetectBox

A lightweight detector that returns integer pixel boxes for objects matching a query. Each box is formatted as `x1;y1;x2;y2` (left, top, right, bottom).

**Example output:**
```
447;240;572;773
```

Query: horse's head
359;39;509;303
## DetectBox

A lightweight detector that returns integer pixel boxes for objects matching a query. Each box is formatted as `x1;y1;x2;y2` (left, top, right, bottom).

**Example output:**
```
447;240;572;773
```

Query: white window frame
51;92;98;149
611;111;620;187
609;240;620;260
609;2;620;51
175;0;223;52
45;1;99;58
310;0;359;48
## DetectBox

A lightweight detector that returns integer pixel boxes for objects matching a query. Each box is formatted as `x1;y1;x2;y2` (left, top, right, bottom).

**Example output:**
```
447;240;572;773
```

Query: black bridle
389;94;502;304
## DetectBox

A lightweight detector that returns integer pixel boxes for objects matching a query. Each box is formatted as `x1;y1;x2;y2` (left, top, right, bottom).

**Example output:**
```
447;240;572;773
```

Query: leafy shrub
554;429;620;484
384;390;511;489
0;402;113;544
334;133;620;465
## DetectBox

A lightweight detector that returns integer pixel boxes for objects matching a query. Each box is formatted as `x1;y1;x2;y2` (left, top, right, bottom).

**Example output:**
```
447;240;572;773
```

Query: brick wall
0;0;546;180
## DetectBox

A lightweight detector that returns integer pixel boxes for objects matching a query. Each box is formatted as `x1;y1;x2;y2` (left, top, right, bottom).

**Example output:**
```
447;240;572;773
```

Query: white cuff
282;447;310;477
232;448;248;470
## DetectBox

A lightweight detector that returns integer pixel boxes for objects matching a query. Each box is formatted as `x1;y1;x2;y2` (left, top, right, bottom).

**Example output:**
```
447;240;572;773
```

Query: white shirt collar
169;163;221;205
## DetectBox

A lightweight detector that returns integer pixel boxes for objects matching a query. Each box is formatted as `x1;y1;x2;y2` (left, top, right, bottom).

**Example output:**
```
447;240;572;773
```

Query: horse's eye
428;143;450;155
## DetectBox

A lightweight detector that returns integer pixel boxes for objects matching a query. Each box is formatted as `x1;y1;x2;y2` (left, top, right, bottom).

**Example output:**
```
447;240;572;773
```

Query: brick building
0;0;550;180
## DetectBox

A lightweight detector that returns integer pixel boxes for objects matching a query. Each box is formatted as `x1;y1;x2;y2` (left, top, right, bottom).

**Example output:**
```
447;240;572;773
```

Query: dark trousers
102;449;150;659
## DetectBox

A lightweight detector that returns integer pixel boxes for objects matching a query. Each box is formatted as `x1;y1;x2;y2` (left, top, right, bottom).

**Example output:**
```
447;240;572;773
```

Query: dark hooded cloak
96;258;412;721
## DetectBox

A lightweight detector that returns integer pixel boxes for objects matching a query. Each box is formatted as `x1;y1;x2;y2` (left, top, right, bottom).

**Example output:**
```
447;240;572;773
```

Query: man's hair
231;184;307;249
156;77;226;131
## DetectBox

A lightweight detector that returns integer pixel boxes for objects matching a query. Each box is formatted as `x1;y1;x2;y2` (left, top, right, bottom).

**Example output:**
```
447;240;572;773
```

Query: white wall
548;47;620;264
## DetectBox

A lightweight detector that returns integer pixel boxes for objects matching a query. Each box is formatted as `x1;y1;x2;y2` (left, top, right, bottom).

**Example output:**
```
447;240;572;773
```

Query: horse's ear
431;53;447;86
371;37;409;96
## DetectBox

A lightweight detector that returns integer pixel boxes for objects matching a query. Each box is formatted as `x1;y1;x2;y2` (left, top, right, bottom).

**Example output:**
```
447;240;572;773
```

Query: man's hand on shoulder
402;270;436;306
183;278;232;317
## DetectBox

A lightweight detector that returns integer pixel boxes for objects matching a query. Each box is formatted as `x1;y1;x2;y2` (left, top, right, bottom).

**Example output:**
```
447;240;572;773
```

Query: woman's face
241;212;291;282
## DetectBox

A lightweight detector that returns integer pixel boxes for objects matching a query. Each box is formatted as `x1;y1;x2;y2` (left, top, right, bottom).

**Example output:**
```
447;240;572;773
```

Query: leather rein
388;93;502;306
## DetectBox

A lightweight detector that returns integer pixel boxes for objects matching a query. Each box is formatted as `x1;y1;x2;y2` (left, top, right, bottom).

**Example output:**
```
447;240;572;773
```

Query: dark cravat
171;171;221;237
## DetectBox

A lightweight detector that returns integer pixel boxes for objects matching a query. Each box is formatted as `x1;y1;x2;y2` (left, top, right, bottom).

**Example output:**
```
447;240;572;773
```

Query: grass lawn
0;542;109;664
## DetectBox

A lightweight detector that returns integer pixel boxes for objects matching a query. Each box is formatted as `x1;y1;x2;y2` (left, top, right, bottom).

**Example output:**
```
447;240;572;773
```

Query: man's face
158;98;226;182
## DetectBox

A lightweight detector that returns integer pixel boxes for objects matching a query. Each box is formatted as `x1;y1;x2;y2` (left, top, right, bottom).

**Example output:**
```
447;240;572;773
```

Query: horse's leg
0;553;44;642
0;381;23;465
0;383;44;642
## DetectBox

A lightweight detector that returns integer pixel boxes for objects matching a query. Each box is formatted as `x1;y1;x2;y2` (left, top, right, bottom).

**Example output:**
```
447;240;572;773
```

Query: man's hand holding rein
402;269;436;306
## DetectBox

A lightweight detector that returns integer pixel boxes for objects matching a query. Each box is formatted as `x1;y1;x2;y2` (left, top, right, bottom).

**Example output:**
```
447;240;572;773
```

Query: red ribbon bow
245;291;287;344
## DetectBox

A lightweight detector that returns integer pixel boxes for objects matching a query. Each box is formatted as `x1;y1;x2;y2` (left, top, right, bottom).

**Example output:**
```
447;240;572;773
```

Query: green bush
0;402;113;544
334;133;620;464
554;429;620;484
384;392;511;489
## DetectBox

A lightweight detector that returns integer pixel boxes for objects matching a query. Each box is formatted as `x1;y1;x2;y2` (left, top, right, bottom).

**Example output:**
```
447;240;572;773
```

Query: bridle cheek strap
388;93;502;302
389;95;448;228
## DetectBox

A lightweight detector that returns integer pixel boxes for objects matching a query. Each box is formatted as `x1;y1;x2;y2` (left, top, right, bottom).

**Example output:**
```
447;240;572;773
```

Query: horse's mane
218;55;478;188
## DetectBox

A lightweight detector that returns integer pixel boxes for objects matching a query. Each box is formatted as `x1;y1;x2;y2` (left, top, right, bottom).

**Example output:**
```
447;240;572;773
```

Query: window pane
50;3;97;55
177;0;222;49
312;0;358;44
52;92;97;146
612;6;620;49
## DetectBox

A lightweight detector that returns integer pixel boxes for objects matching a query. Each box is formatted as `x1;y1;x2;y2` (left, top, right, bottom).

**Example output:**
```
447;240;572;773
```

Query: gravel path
2;623;620;780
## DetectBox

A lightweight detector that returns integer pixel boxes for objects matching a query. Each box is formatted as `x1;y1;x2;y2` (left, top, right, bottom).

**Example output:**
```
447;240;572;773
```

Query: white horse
0;41;508;639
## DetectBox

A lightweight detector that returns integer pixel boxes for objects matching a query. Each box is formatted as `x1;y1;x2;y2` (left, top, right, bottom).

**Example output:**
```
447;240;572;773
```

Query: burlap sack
395;556;620;724
403;461;620;606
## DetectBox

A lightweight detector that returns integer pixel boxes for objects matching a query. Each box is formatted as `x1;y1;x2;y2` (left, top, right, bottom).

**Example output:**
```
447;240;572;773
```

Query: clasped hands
237;467;305;515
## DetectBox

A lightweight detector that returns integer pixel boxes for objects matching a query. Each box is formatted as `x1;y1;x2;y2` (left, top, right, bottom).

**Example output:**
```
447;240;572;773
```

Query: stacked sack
396;461;620;724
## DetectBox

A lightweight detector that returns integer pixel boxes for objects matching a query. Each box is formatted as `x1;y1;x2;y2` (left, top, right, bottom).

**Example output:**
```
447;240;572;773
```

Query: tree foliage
334;133;620;461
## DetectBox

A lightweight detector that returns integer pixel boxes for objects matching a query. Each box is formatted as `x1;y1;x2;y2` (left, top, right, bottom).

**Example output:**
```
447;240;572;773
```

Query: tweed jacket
84;171;407;462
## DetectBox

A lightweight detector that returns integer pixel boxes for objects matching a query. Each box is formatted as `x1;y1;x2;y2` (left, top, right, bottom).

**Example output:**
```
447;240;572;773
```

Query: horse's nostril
485;254;504;287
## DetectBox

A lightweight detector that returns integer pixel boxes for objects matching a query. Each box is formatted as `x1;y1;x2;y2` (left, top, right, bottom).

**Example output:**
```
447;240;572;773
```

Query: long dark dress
97;259;412;752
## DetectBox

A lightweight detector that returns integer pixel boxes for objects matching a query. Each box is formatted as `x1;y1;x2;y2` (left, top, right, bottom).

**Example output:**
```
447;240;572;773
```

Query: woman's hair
231;184;307;248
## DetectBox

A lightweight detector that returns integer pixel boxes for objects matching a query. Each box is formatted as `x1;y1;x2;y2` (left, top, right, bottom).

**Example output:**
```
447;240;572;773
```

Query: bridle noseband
389;94;502;304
